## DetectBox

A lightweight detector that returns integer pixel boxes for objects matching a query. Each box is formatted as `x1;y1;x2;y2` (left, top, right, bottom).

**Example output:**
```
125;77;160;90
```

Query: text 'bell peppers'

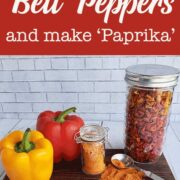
36;107;84;163
0;128;53;180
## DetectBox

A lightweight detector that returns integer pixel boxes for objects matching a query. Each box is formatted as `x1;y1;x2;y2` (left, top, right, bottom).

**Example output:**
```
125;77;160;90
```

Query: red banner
0;0;179;55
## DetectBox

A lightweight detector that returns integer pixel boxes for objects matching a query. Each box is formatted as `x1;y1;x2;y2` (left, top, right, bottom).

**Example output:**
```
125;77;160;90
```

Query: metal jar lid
79;124;107;142
125;64;180;88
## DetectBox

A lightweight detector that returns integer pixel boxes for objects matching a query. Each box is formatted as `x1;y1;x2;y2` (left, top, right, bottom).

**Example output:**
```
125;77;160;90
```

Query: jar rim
79;124;108;142
125;64;180;88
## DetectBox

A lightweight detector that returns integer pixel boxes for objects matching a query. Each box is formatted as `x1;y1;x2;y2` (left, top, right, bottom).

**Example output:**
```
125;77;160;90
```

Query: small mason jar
124;64;179;163
75;124;107;175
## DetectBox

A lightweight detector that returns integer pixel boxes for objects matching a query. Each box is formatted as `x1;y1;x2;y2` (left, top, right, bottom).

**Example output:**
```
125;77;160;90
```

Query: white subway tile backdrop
0;57;180;122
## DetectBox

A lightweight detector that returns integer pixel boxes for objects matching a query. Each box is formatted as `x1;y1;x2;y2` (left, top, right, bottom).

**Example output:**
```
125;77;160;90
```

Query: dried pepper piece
125;87;172;163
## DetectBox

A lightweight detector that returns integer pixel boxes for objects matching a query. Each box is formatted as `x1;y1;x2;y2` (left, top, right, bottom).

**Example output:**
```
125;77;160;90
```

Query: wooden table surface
4;149;175;180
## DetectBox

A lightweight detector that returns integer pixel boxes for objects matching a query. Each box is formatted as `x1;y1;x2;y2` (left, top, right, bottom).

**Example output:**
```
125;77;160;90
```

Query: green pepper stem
15;128;35;153
56;107;76;123
20;128;32;152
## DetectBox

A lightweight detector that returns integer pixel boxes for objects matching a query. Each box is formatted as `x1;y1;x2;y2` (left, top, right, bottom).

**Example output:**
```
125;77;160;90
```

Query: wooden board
4;149;175;180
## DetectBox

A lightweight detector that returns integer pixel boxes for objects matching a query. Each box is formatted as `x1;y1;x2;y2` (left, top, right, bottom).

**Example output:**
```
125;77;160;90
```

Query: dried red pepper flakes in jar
124;64;179;163
125;88;172;163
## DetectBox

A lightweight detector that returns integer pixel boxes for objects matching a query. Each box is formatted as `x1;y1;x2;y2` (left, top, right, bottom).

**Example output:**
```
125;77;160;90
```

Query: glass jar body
125;86;174;163
81;140;106;175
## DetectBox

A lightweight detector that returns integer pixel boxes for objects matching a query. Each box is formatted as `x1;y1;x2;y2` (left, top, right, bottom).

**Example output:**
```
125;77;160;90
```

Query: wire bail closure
74;124;109;143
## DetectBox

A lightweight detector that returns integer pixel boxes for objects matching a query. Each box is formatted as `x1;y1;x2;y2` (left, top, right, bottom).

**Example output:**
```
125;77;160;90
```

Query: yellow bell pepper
0;128;53;180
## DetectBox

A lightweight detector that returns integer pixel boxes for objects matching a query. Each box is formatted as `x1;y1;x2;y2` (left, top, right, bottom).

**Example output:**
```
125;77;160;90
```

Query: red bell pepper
36;107;84;163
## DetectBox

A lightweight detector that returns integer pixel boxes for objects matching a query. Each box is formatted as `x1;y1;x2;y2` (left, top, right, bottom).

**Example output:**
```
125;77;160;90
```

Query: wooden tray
4;149;175;180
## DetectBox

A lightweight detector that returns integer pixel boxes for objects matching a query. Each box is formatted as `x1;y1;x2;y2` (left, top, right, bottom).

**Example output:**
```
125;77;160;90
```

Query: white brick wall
47;93;78;102
95;82;126;92
35;59;52;70
51;59;68;69
1;60;18;70
2;103;32;112
18;60;35;70
62;82;93;92
78;70;111;81
0;57;180;122
45;70;77;81
0;93;16;102
79;93;110;103
0;72;12;81
0;82;29;92
30;82;61;92
16;93;47;102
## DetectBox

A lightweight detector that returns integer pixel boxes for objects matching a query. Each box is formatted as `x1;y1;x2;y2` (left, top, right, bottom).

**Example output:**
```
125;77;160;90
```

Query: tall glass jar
124;64;179;163
75;124;107;175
